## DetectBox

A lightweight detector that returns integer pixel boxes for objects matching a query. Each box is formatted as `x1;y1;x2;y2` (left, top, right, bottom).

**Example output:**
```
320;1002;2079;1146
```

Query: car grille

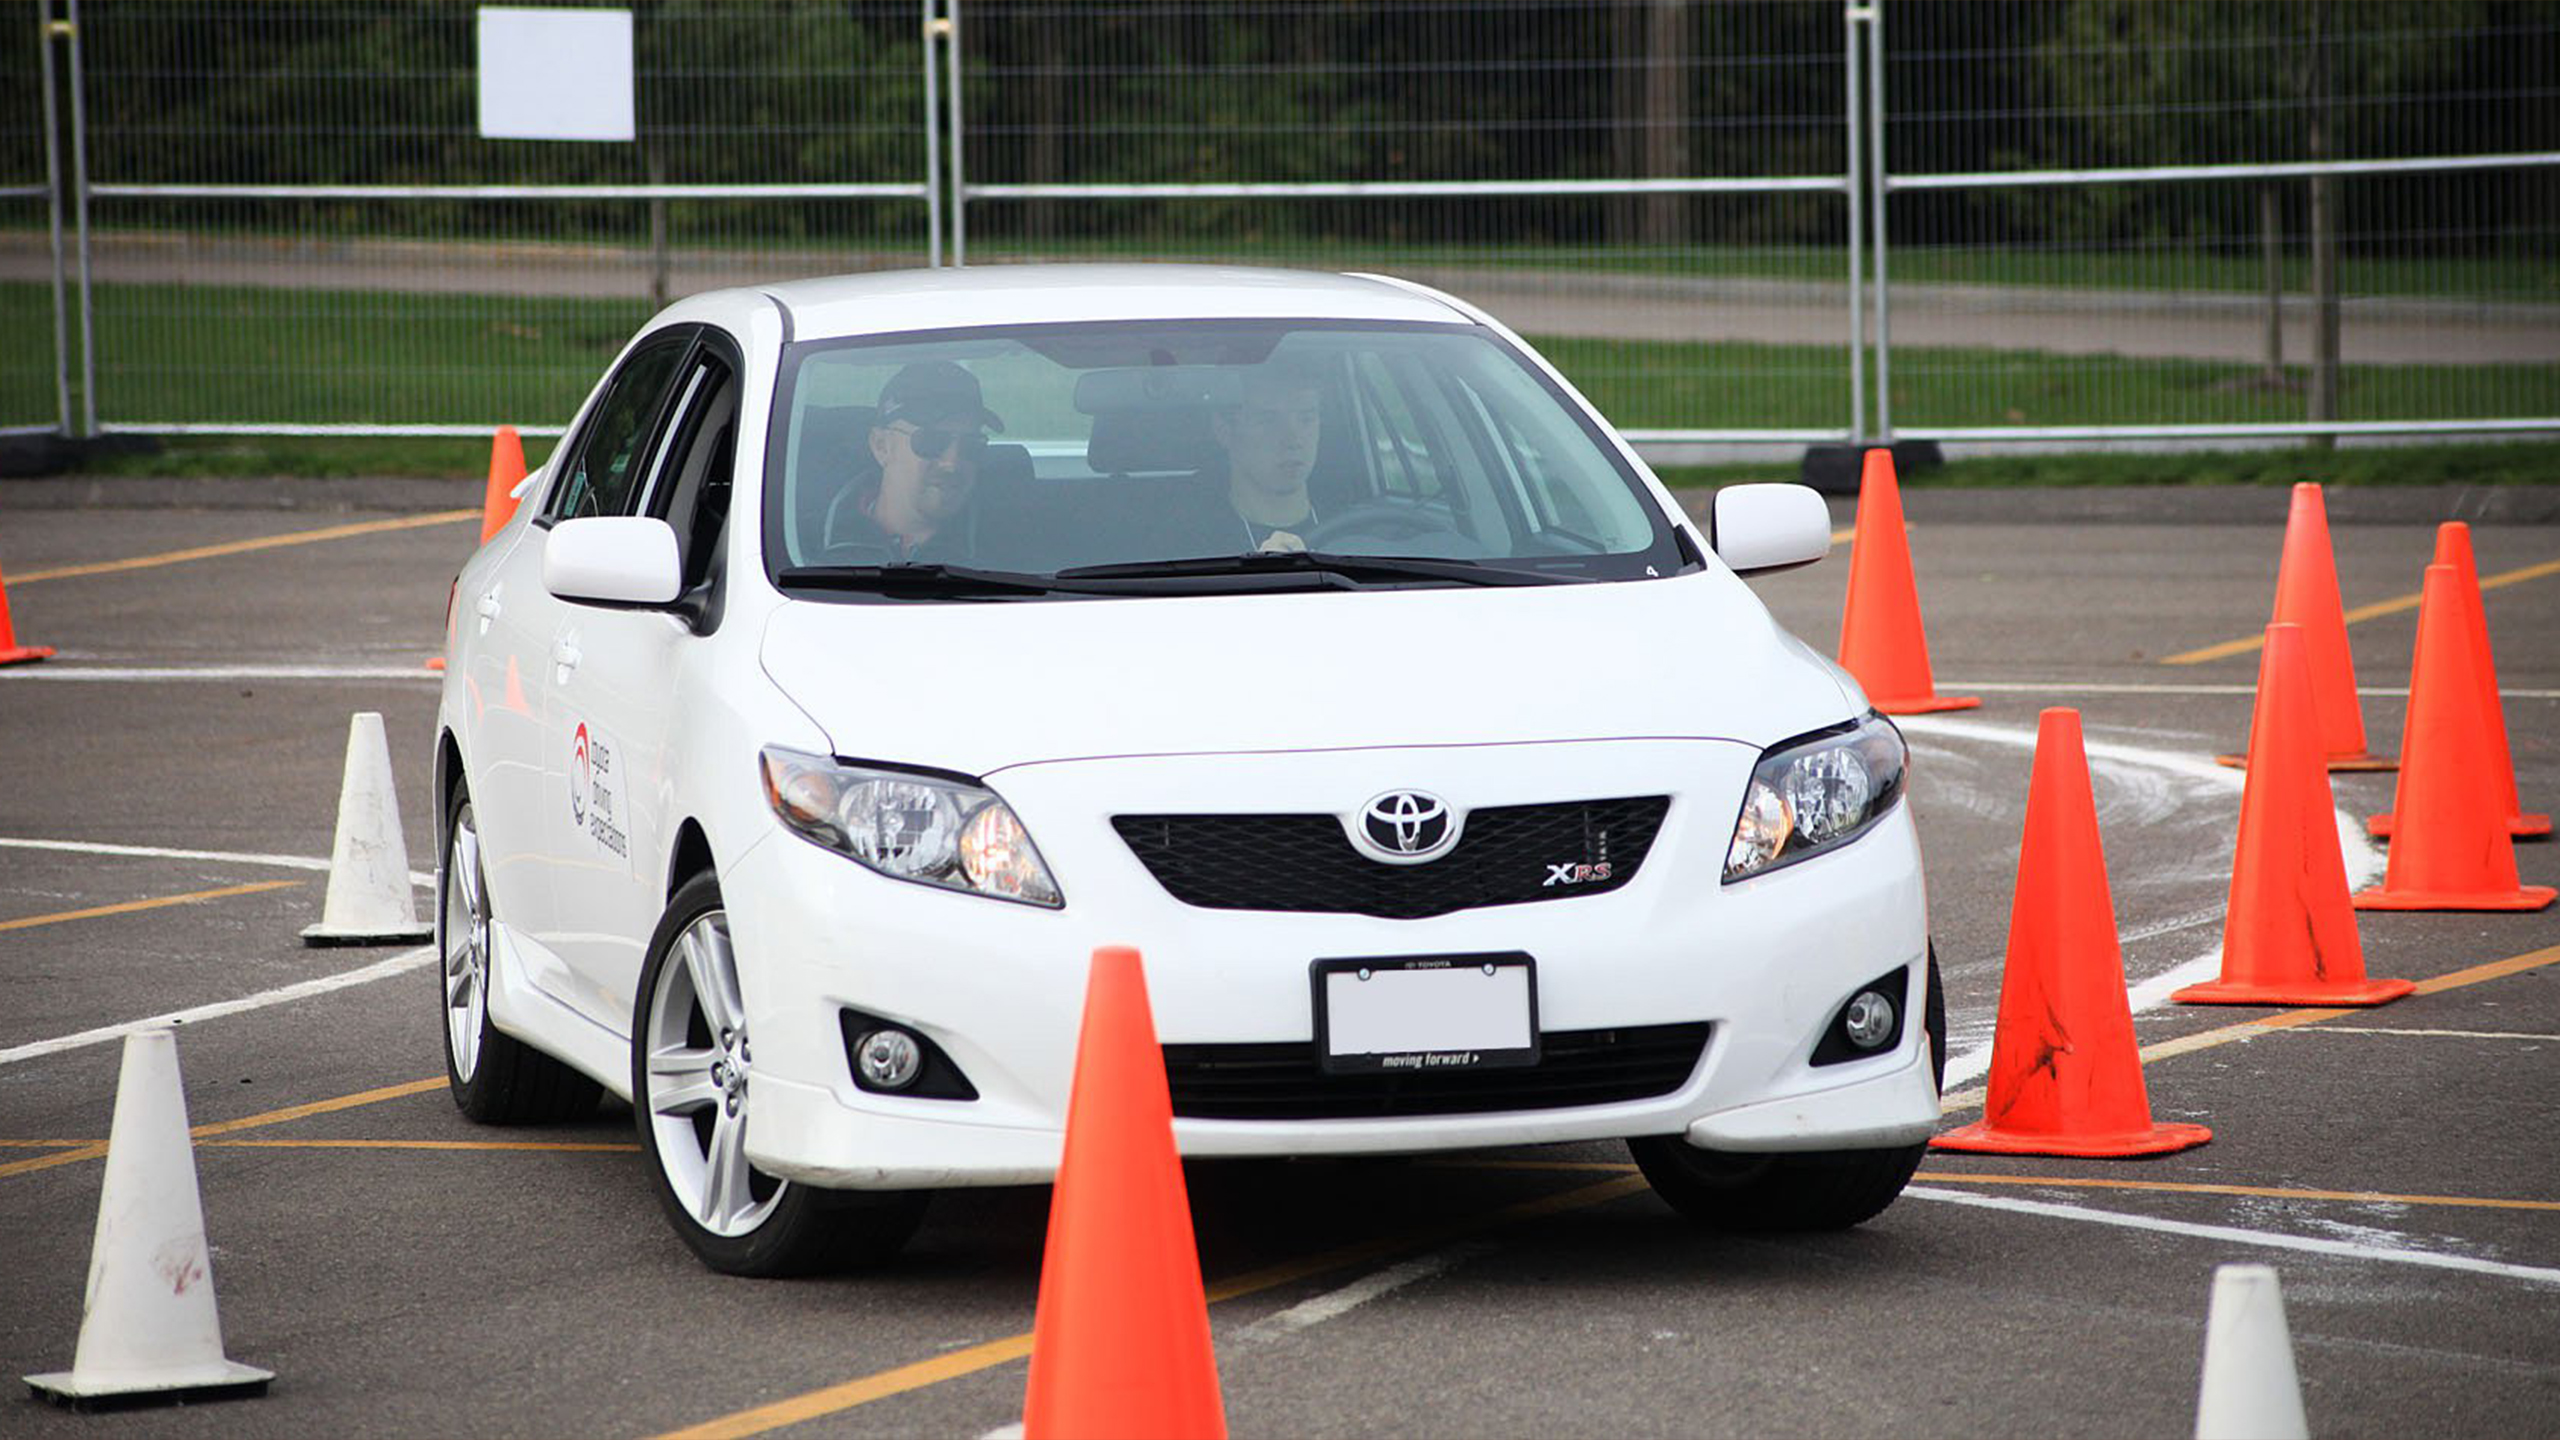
1111;796;1671;919
1163;1023;1711;1121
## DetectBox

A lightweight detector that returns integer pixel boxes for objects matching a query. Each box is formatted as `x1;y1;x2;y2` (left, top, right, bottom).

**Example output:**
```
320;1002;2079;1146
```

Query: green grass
11;279;2554;484
1657;440;2560;491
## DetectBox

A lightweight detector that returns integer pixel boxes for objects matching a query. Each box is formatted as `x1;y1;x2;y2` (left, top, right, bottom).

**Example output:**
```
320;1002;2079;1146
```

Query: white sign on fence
476;7;636;143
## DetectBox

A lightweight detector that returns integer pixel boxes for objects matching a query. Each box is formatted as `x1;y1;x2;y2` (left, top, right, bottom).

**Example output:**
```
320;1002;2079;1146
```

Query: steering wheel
1302;500;1465;550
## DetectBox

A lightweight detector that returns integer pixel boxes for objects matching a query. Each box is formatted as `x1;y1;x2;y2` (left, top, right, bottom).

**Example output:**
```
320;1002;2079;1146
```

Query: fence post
38;0;72;436
65;0;92;437
945;0;965;266
1844;0;1869;446
922;0;943;268
1866;0;1890;443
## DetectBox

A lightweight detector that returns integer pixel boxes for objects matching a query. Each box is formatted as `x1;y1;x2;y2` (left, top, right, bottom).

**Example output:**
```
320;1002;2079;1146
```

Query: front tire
632;873;925;1276
439;784;600;1124
1631;949;1945;1233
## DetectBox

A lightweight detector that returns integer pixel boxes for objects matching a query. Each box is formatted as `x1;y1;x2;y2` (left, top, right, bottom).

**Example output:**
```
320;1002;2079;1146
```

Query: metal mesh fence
66;0;935;433
7;1;2555;444
955;0;1863;442
1878;0;2560;439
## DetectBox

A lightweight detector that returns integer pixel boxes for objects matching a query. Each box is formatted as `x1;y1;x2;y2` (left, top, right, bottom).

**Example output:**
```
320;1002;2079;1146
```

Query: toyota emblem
1351;790;1461;864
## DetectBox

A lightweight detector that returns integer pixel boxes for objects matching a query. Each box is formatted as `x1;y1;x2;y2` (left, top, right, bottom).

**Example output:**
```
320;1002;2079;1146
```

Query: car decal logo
571;722;590;826
1352;790;1460;864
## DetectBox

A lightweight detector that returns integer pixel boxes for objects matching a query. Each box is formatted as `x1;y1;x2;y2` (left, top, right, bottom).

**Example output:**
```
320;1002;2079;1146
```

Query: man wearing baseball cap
839;359;1004;561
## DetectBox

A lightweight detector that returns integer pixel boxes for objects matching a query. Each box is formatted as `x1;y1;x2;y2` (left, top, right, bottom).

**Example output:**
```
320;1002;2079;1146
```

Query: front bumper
724;740;1935;1189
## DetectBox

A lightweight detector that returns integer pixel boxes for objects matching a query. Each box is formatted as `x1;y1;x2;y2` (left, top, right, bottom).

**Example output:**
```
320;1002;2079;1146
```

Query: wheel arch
667;819;716;898
435;729;466;826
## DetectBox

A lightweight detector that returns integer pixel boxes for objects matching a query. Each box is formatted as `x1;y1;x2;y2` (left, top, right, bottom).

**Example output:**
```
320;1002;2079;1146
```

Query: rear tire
631;872;926;1276
1631;947;1944;1232
439;783;601;1124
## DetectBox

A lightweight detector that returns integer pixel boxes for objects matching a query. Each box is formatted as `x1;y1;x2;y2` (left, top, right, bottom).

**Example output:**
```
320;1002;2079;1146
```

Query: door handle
550;640;581;677
473;591;502;631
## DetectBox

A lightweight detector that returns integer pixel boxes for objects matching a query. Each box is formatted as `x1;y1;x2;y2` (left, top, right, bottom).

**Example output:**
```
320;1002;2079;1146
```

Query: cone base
0;644;54;666
424;656;447;672
2369;811;2551;840
2351;884;2556;913
1929;1119;2212;1158
300;922;434;947
2171;976;2416;1007
1872;693;1981;715
27;1360;274;1410
2215;749;2397;772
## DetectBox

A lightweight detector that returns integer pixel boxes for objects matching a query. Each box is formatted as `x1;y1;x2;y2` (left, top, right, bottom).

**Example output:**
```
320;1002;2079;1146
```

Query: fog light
1842;991;1897;1050
854;1028;923;1090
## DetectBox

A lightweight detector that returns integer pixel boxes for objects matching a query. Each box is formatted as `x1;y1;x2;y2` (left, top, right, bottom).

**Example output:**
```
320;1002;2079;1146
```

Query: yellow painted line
0;878;302;933
11;509;478;584
2161;555;2560;665
201;1138;639;1153
651;1174;1652;1440
1909;1172;2560;1214
1941;942;2560;1114
1832;525;1855;544
0;1139;97;1150
0;1075;444;1180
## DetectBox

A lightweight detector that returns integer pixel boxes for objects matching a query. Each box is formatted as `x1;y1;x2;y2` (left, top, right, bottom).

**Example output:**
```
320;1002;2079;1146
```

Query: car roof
743;264;1474;342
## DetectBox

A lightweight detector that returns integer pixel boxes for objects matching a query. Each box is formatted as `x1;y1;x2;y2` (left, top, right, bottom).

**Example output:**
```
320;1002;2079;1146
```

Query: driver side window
545;338;692;523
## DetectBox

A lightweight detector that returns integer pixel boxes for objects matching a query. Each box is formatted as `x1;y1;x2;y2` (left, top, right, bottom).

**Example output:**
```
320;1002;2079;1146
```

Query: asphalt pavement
0;476;2555;1437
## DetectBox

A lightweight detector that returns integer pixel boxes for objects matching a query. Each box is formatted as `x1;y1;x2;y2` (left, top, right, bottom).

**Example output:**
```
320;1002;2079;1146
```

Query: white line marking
1940;680;2560;700
0;945;436;1066
1903;714;2389;1094
1905;1186;2560;1286
1229;1242;1497;1346
2263;1025;2560;1043
0;836;431;889
0;664;437;683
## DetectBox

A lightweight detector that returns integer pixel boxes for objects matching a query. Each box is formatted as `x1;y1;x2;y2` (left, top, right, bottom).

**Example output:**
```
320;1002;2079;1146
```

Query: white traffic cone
301;710;432;945
2195;1263;2309;1440
25;1030;274;1409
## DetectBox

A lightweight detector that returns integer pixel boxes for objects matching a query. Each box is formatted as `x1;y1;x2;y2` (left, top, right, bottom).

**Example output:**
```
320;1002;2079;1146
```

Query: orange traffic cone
2354;565;2556;912
2175;625;2412;1007
1933;709;2212;1157
0;561;54;666
1837;448;1978;715
2369;523;2547;841
479;426;529;543
2218;484;2391;772
1023;947;1225;1440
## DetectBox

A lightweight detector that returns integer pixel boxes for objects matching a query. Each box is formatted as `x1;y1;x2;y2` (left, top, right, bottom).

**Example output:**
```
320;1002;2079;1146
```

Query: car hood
759;569;1860;776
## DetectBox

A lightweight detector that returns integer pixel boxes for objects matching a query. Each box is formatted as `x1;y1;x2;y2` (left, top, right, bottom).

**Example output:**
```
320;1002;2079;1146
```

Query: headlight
1723;713;1906;882
759;746;1063;907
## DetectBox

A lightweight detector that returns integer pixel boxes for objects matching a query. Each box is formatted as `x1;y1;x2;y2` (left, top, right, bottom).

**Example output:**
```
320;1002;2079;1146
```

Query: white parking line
1902;713;2390;1094
1906;1186;2560;1286
0;664;437;683
0;836;431;889
0;945;437;1066
1229;1242;1497;1346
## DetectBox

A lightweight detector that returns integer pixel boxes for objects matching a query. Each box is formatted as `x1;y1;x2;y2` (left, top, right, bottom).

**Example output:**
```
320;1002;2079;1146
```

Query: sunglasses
894;424;990;463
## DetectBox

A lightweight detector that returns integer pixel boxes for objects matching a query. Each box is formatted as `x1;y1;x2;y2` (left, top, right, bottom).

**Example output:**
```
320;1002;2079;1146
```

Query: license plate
1311;953;1538;1074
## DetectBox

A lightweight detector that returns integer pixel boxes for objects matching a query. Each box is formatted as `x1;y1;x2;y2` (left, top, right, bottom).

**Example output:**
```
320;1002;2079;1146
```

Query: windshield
760;319;1687;597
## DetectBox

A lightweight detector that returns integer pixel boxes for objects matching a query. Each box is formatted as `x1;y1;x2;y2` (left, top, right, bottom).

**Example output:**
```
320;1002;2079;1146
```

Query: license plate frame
1310;952;1539;1075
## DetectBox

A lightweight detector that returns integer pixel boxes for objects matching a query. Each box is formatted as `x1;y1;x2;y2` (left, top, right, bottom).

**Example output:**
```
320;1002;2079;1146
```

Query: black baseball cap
876;360;1004;432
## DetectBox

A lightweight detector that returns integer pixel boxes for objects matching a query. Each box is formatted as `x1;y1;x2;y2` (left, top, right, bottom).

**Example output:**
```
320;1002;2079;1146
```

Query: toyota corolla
432;264;1942;1275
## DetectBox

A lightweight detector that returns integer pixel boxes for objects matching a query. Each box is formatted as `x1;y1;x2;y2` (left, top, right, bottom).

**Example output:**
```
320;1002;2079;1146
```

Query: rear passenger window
547;339;691;522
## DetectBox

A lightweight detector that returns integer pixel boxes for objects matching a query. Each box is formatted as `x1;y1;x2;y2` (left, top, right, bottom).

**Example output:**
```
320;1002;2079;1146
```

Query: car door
543;334;741;1033
502;329;696;1013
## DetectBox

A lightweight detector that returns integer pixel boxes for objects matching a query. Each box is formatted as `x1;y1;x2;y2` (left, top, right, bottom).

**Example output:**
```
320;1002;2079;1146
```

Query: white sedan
433;264;1942;1275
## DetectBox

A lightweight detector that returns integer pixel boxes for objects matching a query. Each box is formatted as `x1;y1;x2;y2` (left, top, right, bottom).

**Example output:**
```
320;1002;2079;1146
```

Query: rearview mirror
1710;483;1831;577
544;516;682;607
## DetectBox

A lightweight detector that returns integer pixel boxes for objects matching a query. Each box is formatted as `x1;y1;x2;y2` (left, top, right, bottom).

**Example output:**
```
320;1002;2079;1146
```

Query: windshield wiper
777;562;1060;598
1054;551;1567;588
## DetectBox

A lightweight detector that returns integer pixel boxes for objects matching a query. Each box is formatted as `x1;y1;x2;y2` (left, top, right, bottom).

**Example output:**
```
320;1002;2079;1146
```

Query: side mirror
1710;483;1831;576
544;516;682;607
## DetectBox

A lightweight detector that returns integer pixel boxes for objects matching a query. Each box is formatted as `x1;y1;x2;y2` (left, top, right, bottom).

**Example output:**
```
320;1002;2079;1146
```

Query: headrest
1086;409;1217;476
795;404;877;466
